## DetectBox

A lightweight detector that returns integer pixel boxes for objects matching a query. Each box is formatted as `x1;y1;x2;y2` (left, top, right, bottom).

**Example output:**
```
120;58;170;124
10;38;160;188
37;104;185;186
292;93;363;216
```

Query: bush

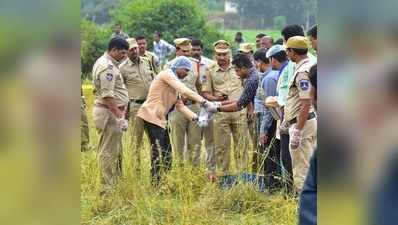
80;18;111;79
111;0;224;57
273;16;286;31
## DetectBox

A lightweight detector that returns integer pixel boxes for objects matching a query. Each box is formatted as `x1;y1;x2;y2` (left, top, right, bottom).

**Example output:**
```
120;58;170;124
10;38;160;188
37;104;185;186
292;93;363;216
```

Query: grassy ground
223;29;282;44
81;85;297;225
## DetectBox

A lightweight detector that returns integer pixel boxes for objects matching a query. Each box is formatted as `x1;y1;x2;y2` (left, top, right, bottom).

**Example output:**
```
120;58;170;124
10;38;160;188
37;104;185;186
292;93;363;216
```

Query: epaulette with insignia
140;56;150;63
206;63;217;71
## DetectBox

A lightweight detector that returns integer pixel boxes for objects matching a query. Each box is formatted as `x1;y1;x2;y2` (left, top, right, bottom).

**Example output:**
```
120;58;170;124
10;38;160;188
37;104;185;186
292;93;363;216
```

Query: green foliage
230;0;317;28
111;0;225;57
80;19;111;78
273;16;286;30
206;0;225;11
81;0;120;24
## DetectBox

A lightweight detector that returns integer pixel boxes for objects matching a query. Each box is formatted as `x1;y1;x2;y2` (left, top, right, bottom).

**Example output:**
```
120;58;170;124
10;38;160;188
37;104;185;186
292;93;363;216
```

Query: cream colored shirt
202;62;243;100
137;69;205;128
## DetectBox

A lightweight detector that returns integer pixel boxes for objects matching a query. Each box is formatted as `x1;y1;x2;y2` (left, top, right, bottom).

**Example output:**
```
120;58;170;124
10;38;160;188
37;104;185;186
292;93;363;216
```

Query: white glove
289;125;303;150
116;117;128;132
193;107;216;128
202;100;220;113
193;114;209;128
197;114;209;128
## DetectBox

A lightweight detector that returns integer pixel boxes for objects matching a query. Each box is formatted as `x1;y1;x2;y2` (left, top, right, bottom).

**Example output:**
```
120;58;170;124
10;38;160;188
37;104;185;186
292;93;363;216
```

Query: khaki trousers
128;102;146;170
168;104;202;166
93;106;124;193
202;120;216;172
81;98;90;152
289;118;317;193
213;111;248;174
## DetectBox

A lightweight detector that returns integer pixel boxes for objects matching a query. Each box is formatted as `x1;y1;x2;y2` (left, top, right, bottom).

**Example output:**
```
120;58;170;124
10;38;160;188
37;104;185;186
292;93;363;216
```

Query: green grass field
81;86;297;225
223;29;282;44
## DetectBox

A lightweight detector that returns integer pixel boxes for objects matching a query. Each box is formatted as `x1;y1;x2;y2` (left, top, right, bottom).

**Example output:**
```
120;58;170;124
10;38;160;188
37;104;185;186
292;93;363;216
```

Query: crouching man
136;56;217;185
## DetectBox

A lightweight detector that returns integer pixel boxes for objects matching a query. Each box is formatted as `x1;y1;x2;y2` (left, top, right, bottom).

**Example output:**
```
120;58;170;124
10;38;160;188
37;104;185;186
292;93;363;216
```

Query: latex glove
197;115;209;128
289;125;303;150
202;100;220;113
116;117;128;132
193;113;210;128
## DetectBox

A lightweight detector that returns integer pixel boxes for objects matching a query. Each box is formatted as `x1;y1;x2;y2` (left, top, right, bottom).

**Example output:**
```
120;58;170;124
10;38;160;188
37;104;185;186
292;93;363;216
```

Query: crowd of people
81;24;318;206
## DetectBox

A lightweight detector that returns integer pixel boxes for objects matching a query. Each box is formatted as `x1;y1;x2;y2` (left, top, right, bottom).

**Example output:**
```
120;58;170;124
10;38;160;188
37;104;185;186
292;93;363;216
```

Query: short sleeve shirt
143;51;160;74
202;63;243;100
285;58;315;121
119;57;154;100
92;53;129;106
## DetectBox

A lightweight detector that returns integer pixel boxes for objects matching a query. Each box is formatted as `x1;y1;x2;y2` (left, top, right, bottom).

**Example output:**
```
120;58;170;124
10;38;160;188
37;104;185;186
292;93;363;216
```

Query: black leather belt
130;99;146;104
288;112;316;125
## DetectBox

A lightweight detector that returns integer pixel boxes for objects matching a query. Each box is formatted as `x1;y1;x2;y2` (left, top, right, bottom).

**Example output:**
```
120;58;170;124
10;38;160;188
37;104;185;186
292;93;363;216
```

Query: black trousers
280;133;294;192
263;119;283;190
143;121;172;184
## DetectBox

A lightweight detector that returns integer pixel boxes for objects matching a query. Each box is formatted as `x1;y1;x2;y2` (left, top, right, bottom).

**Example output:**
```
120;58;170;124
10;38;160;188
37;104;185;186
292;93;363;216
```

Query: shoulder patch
299;80;310;91
106;73;113;81
200;75;207;83
140;56;150;63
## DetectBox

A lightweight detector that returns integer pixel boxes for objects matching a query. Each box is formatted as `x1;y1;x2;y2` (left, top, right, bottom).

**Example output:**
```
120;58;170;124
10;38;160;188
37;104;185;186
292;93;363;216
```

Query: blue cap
266;44;285;58
170;56;193;71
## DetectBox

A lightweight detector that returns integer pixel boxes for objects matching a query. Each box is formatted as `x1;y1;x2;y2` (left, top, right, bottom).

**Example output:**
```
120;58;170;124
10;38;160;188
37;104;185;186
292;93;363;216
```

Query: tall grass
81;86;297;225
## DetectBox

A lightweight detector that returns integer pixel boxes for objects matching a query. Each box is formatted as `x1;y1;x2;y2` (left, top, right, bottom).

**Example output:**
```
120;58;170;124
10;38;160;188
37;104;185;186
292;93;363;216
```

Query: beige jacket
137;69;205;129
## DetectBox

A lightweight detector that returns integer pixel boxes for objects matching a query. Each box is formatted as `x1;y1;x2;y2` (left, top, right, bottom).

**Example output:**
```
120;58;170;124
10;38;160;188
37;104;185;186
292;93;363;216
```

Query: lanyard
295;58;310;72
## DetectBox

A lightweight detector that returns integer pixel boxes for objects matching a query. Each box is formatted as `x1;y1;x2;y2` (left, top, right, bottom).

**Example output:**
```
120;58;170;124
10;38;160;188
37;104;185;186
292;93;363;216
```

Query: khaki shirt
119;56;154;100
202;63;243;100
285;58;315;122
196;56;215;86
143;51;159;74
137;69;205;129
92;53;129;106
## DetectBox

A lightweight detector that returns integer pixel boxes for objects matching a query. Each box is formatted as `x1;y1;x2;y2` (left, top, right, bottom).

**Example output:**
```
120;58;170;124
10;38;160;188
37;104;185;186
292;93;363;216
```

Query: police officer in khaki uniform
202;40;248;175
136;36;160;74
119;38;155;171
92;37;130;194
191;39;217;179
284;36;317;193
81;88;91;152
239;43;255;64
165;38;202;166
